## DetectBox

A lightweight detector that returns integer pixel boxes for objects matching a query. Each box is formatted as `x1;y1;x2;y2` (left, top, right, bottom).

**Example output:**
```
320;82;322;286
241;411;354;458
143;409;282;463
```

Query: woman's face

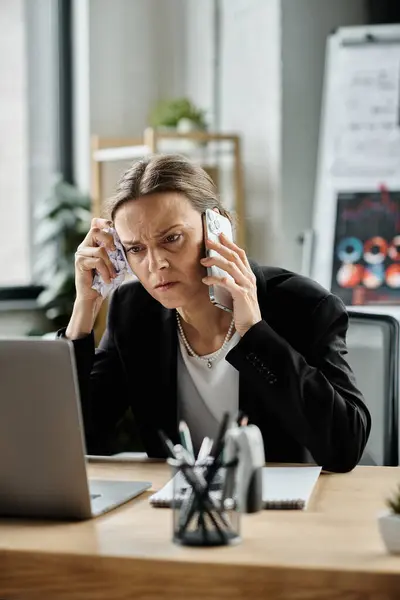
114;192;208;309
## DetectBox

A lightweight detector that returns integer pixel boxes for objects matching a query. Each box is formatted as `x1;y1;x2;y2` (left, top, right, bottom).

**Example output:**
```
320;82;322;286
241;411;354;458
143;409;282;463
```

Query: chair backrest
346;311;399;466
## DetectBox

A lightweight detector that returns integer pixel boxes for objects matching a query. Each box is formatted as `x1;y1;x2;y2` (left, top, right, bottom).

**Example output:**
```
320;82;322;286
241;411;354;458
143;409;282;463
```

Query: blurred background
1;0;400;338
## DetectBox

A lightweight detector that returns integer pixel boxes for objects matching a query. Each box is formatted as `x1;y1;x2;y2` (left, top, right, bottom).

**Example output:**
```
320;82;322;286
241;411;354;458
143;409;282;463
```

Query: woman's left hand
200;234;262;336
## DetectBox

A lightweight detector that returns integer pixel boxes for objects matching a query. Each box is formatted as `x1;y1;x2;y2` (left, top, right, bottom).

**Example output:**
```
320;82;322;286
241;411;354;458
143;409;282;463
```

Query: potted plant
378;483;400;554
150;97;207;131
33;176;92;332
149;97;207;153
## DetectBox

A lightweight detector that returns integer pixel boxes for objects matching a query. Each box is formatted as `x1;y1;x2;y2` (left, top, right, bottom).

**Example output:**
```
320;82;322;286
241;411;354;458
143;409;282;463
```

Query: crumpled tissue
91;227;133;298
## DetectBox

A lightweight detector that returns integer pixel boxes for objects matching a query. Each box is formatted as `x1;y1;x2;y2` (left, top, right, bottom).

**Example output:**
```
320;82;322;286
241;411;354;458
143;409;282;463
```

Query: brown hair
104;154;231;222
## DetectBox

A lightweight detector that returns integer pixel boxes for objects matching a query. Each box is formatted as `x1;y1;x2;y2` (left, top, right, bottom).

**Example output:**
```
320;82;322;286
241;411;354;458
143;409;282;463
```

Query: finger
202;274;241;296
80;226;116;252
90;228;116;251
76;246;116;279
219;233;252;271
200;255;248;287
77;245;116;278
79;229;116;267
78;256;113;284
205;237;249;277
91;217;112;230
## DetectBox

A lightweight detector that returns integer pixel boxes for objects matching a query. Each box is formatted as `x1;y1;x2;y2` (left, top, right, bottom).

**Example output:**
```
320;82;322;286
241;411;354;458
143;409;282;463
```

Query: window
0;0;59;287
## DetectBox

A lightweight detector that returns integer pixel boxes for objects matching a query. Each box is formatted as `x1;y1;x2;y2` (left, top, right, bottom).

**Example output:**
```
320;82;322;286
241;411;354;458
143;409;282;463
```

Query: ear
212;208;220;214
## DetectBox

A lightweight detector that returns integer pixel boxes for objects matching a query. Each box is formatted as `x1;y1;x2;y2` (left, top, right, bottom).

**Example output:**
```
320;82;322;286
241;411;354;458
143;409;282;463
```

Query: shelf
93;145;151;163
93;146;234;166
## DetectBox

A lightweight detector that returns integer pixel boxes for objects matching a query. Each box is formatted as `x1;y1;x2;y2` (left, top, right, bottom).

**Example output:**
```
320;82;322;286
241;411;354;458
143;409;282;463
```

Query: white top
177;331;241;453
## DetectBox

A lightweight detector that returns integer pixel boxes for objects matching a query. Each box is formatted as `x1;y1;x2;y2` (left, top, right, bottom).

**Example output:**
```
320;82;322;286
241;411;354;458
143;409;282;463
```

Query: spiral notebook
149;466;322;510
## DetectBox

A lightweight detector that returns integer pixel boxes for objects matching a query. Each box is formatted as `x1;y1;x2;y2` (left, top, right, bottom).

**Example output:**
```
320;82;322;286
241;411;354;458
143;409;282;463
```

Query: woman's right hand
74;218;117;303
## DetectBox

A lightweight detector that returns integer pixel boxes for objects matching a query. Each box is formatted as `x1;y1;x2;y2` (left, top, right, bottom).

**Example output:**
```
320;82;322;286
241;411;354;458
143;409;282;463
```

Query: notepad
149;466;322;510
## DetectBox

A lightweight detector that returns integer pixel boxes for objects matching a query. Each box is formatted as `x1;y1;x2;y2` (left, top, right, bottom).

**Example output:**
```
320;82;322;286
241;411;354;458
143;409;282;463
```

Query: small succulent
386;484;400;515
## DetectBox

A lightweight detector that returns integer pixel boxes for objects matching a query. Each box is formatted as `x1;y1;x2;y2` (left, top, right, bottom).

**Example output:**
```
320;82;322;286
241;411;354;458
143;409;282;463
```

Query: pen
179;420;195;462
196;436;213;464
207;412;230;478
158;430;177;459
174;444;195;466
236;410;248;427
236;410;244;425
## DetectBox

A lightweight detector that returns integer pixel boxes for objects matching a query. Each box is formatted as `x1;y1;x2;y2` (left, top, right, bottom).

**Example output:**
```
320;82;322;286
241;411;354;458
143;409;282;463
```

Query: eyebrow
121;223;186;247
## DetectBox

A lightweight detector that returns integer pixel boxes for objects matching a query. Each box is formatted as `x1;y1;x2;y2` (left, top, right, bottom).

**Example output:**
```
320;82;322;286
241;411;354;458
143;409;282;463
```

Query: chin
155;289;203;311
149;289;187;310
157;299;182;310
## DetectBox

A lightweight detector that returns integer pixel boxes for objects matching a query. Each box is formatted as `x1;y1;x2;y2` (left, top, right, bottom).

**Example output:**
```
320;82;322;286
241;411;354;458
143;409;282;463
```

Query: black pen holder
169;458;241;547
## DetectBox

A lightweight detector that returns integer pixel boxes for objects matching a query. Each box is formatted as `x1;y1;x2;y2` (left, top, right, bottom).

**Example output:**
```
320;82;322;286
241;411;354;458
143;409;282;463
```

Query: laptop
0;337;151;519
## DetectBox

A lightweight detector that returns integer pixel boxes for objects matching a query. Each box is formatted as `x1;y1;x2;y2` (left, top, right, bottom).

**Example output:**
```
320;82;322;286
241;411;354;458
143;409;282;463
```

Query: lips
155;281;178;291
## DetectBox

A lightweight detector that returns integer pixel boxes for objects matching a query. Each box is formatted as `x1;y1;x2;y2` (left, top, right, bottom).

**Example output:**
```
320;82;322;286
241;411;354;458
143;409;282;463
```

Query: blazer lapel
157;307;179;444
127;301;179;457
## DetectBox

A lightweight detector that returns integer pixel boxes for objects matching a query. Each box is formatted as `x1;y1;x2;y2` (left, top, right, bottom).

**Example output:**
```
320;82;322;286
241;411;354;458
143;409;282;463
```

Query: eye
127;245;144;255
164;233;182;244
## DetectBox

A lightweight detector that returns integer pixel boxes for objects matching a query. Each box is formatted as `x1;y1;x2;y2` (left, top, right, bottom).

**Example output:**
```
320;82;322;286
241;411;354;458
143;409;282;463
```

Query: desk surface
1;462;399;600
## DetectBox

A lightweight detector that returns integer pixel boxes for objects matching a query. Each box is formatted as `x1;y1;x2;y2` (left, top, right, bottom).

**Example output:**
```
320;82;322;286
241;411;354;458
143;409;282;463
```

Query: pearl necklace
176;310;235;369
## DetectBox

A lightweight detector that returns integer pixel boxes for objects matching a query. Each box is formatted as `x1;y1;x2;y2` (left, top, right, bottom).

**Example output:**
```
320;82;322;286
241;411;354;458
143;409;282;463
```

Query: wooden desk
0;463;399;600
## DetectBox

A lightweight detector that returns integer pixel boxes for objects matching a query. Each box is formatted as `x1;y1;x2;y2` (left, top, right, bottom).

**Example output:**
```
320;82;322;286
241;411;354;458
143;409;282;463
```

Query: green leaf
36;271;71;306
35;219;64;245
386;484;400;514
149;97;207;129
34;252;57;283
33;176;92;326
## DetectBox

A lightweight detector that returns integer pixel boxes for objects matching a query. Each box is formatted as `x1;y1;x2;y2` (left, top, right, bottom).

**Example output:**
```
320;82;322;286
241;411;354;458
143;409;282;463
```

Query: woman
63;154;370;472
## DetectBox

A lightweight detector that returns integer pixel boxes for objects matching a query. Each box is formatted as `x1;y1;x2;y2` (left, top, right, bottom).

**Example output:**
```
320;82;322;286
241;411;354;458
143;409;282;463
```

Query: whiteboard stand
298;229;315;278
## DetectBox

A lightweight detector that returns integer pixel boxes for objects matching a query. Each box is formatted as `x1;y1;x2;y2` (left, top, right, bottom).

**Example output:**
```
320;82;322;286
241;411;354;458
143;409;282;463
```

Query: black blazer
68;263;371;473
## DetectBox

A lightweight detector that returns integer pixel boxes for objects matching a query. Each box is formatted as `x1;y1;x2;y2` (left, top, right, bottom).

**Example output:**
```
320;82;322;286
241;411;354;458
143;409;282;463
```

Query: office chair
346;311;399;466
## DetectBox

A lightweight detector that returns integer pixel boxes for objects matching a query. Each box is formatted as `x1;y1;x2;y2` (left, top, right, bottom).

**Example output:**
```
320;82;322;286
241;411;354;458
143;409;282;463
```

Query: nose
147;248;169;273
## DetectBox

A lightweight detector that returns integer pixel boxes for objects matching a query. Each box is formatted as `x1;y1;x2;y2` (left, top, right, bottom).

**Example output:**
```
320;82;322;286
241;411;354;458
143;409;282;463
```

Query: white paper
262;466;321;508
149;466;322;510
330;45;400;178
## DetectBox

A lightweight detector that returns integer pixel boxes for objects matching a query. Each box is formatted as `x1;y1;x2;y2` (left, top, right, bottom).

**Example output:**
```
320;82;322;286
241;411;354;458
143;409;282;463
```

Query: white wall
182;0;215;127
219;0;282;263
89;0;163;201
89;0;158;137
280;0;367;272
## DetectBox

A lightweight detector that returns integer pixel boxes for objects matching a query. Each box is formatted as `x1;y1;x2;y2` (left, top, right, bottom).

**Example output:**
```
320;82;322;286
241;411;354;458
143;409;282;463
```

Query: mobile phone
203;208;234;312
